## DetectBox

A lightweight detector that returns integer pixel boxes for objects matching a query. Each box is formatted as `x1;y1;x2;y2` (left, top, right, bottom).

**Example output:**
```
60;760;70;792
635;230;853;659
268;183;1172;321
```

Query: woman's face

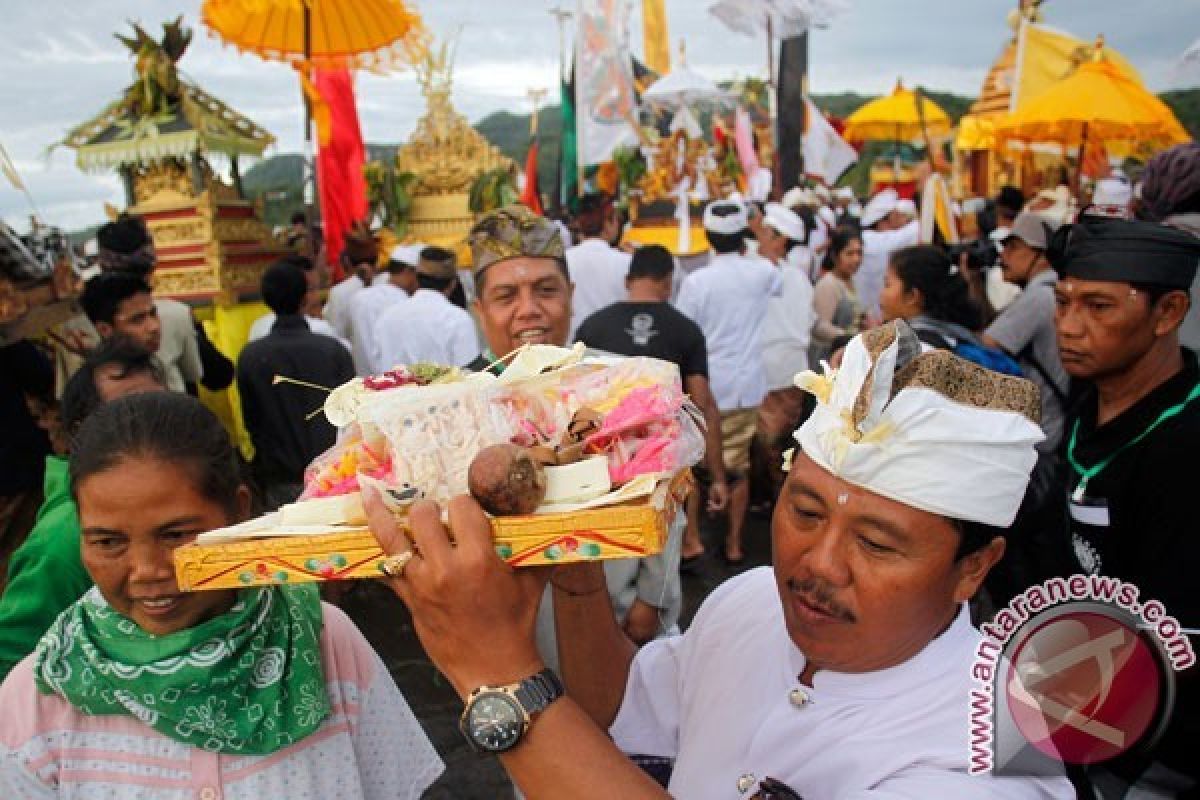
834;239;863;277
879;264;923;323
78;455;248;636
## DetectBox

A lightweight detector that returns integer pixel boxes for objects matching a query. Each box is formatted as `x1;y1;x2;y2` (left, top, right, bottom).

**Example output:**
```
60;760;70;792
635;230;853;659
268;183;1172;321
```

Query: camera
946;238;997;272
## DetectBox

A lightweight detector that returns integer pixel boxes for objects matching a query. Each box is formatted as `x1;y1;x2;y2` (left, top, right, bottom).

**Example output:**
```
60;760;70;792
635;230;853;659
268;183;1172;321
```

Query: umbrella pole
1076;121;1089;196
302;4;318;244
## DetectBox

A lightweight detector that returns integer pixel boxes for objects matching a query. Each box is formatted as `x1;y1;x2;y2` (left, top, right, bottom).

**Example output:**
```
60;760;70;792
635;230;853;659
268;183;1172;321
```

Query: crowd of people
0;140;1199;798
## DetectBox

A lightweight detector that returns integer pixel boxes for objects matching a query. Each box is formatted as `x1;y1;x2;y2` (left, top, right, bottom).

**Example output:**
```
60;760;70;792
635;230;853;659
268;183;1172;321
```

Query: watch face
467;693;525;752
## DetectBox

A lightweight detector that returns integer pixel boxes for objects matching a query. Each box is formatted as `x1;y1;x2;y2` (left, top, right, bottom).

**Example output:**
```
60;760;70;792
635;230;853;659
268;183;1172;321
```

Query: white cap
834;187;856;201
793;321;1043;527
764;202;807;243
818;206;838;229
1093;178;1132;209
703;200;750;236
781;187;807;210
896;198;917;218
389;244;424;266
861;188;900;228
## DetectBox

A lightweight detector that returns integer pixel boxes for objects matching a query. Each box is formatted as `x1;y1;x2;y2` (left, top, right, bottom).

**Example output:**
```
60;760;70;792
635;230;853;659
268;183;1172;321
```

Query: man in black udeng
1052;216;1200;797
238;260;354;509
575;244;729;564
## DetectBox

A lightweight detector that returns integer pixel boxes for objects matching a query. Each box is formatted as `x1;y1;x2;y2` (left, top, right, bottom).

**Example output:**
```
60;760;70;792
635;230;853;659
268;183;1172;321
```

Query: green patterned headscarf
34;584;329;755
468;204;565;277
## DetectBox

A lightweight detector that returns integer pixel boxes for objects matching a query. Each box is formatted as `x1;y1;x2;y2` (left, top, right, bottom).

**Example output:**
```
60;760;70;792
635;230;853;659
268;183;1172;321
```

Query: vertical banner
802;98;858;185
776;33;808;195
313;69;367;274
642;0;670;76
560;71;579;211
575;0;637;167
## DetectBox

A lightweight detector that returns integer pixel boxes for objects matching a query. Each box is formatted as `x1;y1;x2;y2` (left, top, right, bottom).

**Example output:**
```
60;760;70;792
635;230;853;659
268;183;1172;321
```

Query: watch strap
513;667;564;716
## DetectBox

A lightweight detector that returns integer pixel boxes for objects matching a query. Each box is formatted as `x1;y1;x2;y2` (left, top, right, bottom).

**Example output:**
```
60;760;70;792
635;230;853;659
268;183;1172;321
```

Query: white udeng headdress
792;322;1045;527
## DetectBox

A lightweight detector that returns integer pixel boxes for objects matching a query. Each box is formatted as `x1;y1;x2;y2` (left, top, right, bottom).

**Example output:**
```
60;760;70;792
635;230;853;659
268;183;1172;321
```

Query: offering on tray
174;345;703;589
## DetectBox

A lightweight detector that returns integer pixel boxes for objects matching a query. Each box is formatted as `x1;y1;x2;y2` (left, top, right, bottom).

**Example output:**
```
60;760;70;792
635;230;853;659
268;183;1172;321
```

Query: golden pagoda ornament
62;18;287;305
391;38;514;254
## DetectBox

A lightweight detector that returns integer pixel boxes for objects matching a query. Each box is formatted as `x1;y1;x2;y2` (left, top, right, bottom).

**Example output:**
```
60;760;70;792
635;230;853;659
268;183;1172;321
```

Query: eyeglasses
747;777;803;800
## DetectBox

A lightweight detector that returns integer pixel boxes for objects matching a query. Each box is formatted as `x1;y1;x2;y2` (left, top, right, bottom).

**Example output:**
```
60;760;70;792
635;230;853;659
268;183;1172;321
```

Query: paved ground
342;505;777;799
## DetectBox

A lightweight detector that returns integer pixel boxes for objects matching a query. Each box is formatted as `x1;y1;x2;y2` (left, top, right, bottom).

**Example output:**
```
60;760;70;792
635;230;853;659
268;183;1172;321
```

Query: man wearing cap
461;204;684;686
567;192;632;340
1053;216;1200;795
346;243;420;375
375;246;479;370
982;212;1069;451
323;223;380;345
756;203;816;501
858;188;919;319
676;201;783;564
365;320;1071;799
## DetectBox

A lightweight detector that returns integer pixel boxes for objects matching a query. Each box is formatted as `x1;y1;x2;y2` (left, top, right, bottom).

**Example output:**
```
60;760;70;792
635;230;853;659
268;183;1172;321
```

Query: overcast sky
1;0;1196;232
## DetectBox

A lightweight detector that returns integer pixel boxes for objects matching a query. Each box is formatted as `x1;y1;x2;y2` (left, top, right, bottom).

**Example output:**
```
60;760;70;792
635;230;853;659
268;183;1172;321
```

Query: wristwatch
459;667;565;753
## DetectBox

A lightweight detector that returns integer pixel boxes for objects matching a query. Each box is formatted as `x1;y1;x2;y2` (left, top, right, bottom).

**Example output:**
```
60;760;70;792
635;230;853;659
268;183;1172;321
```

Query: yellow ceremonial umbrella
993;58;1190;152
202;0;426;72
843;80;953;144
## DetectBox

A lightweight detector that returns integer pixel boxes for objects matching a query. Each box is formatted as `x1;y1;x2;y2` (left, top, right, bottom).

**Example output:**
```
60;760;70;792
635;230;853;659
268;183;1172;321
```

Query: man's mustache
786;577;856;622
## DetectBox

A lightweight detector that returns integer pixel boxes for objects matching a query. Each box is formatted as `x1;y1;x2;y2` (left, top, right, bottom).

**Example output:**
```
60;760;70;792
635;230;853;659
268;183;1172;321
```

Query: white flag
575;0;637;166
802;98;857;186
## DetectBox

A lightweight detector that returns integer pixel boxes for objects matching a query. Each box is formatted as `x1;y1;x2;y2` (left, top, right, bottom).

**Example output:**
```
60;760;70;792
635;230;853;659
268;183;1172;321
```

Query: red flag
520;138;543;216
313;69;368;281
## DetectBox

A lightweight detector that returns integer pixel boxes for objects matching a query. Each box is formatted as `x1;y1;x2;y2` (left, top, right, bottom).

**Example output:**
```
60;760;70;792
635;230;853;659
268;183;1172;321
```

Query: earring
837;492;850;506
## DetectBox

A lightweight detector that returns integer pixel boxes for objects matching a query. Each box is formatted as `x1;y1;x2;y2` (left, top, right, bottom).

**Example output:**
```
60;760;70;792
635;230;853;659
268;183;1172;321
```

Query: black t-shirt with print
574;301;708;380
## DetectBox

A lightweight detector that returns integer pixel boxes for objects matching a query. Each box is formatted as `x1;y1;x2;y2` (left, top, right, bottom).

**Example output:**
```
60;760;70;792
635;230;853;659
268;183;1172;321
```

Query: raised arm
365;491;668;800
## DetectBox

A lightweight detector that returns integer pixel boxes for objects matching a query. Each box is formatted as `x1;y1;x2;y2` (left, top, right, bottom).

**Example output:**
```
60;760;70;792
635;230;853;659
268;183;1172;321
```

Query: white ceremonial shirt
567;238;632;339
374;289;480;370
247;312;350;351
610;568;1073;800
675;252;783;411
857;220;919;319
346;283;409;376
324;275;365;342
760;248;816;392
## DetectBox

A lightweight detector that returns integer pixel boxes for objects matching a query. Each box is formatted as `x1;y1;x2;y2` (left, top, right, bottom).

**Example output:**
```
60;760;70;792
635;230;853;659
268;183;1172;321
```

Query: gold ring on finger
378;551;414;579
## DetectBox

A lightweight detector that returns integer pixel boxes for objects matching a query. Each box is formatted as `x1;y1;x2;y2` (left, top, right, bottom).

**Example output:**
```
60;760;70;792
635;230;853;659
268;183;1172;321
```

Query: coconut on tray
173;344;702;589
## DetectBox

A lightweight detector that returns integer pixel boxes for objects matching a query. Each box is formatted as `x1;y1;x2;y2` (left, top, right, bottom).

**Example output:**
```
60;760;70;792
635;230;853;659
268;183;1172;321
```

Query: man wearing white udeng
368;320;1073;799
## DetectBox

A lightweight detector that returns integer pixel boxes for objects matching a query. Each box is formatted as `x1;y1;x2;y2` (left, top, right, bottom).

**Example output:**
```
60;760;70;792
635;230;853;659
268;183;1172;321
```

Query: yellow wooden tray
175;472;691;591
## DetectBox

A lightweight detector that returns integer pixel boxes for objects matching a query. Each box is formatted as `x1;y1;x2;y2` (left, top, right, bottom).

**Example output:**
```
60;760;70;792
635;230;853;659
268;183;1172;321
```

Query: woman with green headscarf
0;392;442;798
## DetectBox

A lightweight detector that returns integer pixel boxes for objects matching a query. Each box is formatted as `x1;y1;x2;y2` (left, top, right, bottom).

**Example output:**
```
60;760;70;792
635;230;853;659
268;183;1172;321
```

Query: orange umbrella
843;80;952;144
202;0;426;72
994;58;1190;151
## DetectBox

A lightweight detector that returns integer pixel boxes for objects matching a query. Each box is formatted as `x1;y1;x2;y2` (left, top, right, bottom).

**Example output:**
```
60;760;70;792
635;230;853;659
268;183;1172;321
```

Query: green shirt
0;456;91;682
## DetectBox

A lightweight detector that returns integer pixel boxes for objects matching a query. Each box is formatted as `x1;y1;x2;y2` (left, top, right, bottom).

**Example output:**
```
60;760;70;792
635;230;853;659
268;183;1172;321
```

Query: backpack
909;318;1025;377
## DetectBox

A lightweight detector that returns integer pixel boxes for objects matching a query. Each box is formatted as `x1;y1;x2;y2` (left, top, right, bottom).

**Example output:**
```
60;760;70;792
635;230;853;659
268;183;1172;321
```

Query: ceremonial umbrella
842;81;953;144
993;58;1191;153
708;0;845;38
641;65;729;108
201;0;425;72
